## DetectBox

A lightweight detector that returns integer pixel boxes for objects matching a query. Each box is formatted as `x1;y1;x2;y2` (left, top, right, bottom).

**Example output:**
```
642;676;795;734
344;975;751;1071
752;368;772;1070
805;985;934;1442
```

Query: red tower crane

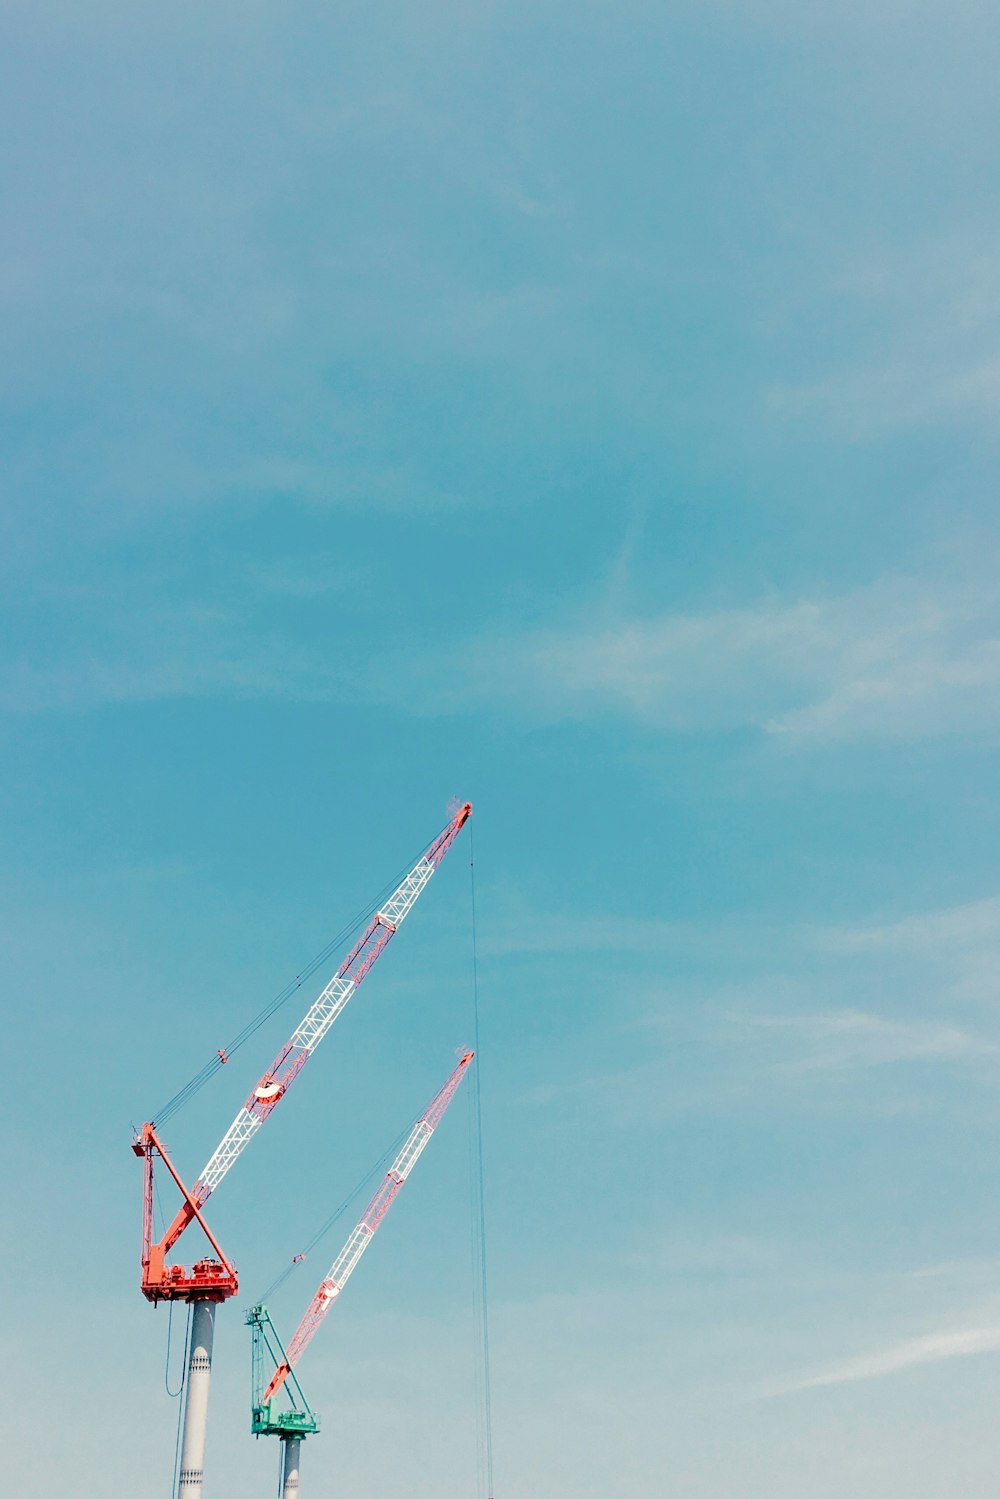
133;801;472;1499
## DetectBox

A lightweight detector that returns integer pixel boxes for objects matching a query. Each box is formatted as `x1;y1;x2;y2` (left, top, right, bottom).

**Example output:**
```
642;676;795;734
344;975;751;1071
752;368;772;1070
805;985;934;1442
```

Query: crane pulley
133;802;472;1304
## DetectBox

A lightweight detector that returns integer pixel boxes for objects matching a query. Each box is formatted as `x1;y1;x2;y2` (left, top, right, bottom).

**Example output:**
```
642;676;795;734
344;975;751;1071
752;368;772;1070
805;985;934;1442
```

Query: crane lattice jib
262;1051;474;1405
193;806;471;1203
157;803;472;1259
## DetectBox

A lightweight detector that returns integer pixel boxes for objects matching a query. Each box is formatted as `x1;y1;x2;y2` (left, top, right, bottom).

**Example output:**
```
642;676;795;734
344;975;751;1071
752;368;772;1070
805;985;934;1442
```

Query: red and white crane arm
263;1049;474;1405
158;803;471;1256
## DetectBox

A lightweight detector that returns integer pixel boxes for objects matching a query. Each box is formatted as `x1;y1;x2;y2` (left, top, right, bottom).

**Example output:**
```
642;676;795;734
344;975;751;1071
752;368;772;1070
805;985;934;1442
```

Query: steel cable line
469;827;495;1498
468;1078;487;1499
168;1304;193;1497
252;1123;412;1308
151;849;425;1128
164;1299;189;1399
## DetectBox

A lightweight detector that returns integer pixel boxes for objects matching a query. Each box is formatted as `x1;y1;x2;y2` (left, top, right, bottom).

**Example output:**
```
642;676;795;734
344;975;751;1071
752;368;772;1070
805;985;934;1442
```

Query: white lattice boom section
191;803;472;1205
263;1050;474;1404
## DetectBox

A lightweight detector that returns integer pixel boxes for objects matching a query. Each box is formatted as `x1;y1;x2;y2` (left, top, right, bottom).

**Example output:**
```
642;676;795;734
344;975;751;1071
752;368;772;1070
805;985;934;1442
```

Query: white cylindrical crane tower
279;1436;303;1496
177;1300;216;1496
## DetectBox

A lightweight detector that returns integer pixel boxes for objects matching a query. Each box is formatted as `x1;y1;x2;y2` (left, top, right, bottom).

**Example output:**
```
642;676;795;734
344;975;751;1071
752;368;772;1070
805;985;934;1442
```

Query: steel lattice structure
133;800;471;1305
259;1050;474;1412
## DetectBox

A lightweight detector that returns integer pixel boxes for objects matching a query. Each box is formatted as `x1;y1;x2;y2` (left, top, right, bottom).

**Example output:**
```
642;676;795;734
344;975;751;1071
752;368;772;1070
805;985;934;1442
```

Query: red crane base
141;1255;238;1305
134;1123;238;1305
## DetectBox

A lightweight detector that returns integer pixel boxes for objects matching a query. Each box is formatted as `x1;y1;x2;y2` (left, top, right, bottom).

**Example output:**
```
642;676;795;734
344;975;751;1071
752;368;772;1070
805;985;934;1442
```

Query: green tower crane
246;1051;474;1497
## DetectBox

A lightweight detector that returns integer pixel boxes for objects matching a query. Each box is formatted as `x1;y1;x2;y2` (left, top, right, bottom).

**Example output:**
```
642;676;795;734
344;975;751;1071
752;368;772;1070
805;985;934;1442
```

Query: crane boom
262;1050;474;1406
140;801;472;1295
194;805;471;1207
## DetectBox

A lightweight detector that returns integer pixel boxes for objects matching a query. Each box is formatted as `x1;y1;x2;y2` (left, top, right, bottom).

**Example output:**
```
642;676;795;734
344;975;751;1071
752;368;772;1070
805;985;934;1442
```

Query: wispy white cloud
739;1008;993;1071
0;608;270;714
818;896;1000;1008
482;890;1000;975
767;232;1000;438
768;358;1000;439
827;897;1000;955
3;519;998;754
520;1002;997;1133
493;885;1000;1131
767;1320;1000;1395
388;568;1000;746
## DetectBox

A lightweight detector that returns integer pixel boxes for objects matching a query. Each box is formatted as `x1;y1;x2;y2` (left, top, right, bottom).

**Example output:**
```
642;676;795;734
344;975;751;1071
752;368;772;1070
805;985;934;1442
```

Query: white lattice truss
284;1120;435;1368
262;1052;473;1402
196;855;440;1198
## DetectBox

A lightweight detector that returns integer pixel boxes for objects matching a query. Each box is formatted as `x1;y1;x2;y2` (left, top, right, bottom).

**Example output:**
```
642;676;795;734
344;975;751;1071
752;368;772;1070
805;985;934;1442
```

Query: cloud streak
827;897;1000;955
767;233;1000;439
393;567;1000;746
768;1321;1000;1395
739;1009;995;1072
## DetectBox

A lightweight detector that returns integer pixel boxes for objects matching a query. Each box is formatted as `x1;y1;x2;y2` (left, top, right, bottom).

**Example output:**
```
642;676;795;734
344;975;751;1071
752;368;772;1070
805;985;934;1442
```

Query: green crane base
251;1403;320;1438
247;1302;321;1439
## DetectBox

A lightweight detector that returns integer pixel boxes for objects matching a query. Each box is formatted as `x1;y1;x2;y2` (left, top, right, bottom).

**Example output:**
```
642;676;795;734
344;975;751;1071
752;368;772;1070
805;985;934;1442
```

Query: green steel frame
247;1303;320;1438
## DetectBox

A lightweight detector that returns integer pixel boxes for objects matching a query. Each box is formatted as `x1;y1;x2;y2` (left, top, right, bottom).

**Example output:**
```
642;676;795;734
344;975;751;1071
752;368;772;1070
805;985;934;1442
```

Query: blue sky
3;2;1000;1495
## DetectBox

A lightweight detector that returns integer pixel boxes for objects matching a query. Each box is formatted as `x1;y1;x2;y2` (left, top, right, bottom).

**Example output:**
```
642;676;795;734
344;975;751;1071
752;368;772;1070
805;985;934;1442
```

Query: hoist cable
252;1123;412;1307
151;843;427;1128
469;827;495;1497
468;1080;487;1498
164;1299;188;1398
168;1303;192;1498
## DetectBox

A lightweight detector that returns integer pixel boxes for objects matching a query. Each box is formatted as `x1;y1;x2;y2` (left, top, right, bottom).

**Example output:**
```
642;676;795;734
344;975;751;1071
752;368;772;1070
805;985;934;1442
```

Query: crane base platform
141;1255;238;1304
252;1406;320;1438
136;1122;239;1304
